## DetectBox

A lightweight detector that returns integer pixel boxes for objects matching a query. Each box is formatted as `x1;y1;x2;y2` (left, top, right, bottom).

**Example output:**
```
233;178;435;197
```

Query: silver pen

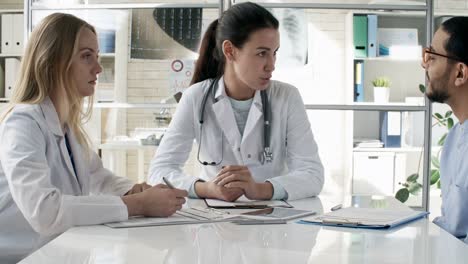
330;204;342;211
162;177;175;189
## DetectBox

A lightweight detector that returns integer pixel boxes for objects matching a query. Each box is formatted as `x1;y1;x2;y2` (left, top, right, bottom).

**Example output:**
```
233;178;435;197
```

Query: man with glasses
421;16;468;243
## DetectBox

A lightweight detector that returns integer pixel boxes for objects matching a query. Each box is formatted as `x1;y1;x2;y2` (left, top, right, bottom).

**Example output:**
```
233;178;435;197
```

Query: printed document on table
105;207;240;228
205;195;292;209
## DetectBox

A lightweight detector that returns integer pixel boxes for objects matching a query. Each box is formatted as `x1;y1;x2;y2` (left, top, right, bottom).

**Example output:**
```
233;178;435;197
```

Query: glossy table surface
20;195;468;264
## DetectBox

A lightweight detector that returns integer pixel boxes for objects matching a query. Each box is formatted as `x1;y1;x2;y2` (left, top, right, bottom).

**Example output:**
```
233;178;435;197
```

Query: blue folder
354;60;364;102
380;111;402;148
367;14;377;57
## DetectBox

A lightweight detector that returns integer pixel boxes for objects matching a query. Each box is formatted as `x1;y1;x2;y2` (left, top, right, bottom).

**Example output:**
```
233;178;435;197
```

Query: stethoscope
197;77;273;166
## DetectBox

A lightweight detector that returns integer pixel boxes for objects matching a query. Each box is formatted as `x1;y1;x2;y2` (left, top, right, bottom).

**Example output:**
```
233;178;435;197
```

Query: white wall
274;10;350;195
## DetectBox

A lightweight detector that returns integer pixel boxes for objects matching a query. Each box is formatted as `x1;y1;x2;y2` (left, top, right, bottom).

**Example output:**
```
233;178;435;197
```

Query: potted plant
395;84;451;203
372;76;391;103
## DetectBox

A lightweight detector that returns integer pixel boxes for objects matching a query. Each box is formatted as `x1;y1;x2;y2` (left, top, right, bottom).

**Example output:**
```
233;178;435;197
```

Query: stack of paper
105;207;239;228
353;138;384;148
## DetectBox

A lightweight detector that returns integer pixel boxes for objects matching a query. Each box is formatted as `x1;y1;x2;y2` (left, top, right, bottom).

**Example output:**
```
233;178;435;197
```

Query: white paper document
205;196;292;209
105;207;239;228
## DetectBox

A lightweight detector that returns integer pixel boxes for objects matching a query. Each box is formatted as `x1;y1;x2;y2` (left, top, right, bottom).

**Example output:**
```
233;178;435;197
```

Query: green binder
353;15;368;58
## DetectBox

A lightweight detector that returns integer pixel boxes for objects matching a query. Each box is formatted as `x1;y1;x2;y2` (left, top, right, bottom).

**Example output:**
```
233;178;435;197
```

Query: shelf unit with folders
231;0;433;211
0;9;23;99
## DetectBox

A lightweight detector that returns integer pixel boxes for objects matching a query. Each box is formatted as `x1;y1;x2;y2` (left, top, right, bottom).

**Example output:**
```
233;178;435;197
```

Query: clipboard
204;197;293;209
298;207;429;229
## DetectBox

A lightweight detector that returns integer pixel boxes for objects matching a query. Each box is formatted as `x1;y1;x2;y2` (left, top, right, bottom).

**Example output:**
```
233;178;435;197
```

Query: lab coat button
247;154;251;158
237;148;241;152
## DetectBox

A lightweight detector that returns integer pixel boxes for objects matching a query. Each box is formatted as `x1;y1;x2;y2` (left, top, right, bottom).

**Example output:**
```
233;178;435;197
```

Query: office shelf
93;102;178;109
305;103;426;112
0;53;22;57
0;9;23;13
29;3;219;10
353;147;423;152
238;2;428;11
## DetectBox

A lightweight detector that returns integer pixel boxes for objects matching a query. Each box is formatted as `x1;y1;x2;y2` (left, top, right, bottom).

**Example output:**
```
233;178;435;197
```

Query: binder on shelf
353;15;368;58
380;111;402;147
0;62;4;98
367;14;377;58
1;14;14;54
12;14;24;54
4;58;20;98
354;60;364;102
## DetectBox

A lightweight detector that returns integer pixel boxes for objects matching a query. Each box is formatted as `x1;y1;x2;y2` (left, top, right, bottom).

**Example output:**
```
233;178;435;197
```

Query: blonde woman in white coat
148;2;324;202
0;13;187;263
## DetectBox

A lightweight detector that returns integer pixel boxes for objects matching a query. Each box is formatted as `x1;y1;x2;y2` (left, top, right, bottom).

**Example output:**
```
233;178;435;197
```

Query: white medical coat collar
213;76;265;109
212;76;269;153
39;97;65;137
39;97;85;193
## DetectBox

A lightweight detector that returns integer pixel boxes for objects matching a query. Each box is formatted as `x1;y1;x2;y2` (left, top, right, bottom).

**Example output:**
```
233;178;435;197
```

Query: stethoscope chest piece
260;147;273;165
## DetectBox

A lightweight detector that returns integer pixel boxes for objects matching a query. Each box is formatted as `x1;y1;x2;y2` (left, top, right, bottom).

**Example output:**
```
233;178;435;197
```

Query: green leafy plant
372;76;391;87
395;84;453;203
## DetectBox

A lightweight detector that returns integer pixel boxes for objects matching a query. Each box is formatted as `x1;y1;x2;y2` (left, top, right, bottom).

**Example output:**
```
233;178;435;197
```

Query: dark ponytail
191;2;279;85
191;19;222;85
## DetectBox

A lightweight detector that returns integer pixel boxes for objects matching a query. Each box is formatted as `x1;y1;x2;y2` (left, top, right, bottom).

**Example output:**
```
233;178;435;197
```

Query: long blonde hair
1;13;96;152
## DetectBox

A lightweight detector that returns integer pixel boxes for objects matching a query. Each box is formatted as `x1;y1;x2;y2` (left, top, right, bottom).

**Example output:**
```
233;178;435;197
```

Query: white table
19;196;468;264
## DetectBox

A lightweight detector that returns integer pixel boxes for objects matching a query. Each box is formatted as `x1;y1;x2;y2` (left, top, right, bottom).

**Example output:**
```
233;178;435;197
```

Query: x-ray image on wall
271;8;308;67
131;8;203;59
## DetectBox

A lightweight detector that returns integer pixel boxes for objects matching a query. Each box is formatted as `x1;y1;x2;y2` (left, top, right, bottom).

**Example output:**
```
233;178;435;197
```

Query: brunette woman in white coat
0;13;187;263
148;2;324;202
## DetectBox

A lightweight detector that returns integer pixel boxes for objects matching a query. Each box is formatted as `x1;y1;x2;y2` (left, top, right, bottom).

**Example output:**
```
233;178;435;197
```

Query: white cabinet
353;149;414;196
353;152;395;195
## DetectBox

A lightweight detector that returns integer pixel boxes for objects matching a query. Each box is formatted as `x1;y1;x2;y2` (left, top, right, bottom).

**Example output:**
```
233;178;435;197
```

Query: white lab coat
0;97;134;262
148;77;324;200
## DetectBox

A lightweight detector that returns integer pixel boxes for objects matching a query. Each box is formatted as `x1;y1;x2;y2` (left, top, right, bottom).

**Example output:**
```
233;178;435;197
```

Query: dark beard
426;87;449;103
425;70;450;103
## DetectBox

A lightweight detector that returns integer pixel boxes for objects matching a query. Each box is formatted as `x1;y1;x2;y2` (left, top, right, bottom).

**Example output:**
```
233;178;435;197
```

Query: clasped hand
212;165;273;201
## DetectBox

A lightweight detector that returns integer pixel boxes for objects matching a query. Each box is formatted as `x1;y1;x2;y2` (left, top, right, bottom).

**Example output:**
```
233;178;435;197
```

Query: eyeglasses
422;47;466;64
